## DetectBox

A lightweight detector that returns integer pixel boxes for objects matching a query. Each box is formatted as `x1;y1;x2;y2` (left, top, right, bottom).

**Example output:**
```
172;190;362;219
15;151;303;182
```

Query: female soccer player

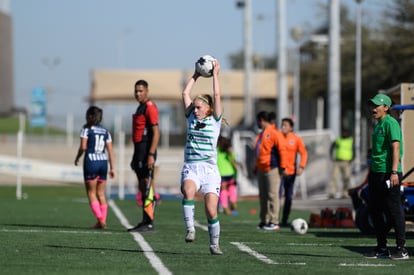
74;106;115;229
180;58;223;255
217;135;238;215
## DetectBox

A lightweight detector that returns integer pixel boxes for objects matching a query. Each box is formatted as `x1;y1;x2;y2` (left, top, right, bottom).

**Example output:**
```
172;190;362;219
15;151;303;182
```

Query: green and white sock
182;199;195;232
208;217;220;246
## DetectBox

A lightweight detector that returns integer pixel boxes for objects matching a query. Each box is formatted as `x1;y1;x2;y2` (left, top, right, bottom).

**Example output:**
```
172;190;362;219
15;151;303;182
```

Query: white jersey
184;111;222;164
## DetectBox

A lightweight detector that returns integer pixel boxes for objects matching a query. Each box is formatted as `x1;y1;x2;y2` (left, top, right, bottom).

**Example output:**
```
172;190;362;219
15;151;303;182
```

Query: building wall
0;11;14;115
90;69;295;128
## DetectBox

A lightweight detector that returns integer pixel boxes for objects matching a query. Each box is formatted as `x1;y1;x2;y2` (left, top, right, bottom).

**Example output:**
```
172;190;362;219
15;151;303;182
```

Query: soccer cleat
185;230;196;242
98;218;106;229
263;223;280;231
364;247;391;259
223;208;232;215
99;222;107;230
92;222;102;229
256;222;266;230
280;222;290;228
127;223;154;232
92;220;106;230
391;247;409;260
209;245;223;255
127;222;143;232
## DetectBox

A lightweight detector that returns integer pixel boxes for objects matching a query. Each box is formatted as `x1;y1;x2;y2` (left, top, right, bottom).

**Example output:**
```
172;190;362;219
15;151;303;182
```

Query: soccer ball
195;55;216;77
290;218;308;235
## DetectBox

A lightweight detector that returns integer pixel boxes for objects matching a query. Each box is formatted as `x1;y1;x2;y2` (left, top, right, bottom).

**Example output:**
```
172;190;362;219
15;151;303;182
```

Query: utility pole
290;26;304;131
277;0;288;123
328;0;341;138
354;0;363;173
236;0;254;127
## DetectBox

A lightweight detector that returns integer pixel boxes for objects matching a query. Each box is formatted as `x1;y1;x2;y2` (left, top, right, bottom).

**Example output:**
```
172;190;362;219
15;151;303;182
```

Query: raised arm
212;59;222;119
182;71;200;116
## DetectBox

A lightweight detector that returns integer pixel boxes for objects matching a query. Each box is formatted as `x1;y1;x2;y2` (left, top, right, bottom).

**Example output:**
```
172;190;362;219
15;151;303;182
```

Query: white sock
208;220;220;246
182;203;195;232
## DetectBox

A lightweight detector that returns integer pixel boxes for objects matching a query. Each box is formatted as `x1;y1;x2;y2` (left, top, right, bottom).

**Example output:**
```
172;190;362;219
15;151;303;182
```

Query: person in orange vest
279;118;308;226
254;111;287;231
328;129;354;199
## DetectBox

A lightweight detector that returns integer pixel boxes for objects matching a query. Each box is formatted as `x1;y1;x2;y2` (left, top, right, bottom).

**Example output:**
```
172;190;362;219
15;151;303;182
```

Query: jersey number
95;135;105;153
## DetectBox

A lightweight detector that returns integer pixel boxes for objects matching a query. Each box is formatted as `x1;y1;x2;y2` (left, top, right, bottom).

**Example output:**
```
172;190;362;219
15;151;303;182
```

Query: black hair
84;106;103;128
282;117;294;127
256;111;275;123
218;135;232;152
135;79;148;88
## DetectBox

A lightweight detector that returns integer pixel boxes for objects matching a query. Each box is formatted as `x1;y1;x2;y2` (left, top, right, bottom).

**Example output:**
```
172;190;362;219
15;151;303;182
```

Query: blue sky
8;0;386;126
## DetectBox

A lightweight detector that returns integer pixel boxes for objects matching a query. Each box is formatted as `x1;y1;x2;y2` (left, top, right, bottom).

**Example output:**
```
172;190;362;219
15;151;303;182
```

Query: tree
227;0;414;129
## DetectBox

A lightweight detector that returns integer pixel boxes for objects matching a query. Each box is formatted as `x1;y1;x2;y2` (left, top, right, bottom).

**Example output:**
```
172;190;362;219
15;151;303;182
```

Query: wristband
148;152;155;156
391;170;398;174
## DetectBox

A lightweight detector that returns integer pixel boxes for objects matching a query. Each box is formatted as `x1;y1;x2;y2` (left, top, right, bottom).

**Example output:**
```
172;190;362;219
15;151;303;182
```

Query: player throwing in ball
180;58;223;255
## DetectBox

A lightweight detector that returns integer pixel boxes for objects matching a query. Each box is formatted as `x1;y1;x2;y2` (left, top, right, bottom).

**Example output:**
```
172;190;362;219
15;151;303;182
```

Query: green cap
370;94;392;107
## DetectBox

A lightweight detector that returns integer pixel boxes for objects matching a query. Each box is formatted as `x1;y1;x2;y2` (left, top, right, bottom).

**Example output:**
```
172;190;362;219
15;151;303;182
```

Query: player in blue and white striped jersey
75;106;115;229
180;58;223;255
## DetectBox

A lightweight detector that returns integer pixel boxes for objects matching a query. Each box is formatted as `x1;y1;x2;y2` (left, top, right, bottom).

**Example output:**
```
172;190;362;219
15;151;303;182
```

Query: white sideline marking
231;242;306;265
339;263;395;267
108;200;172;275
194;220;208;231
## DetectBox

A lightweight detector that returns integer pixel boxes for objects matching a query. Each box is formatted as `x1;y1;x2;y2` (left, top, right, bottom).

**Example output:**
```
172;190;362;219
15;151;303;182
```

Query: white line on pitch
194;220;208;231
231;242;306;265
108;200;172;275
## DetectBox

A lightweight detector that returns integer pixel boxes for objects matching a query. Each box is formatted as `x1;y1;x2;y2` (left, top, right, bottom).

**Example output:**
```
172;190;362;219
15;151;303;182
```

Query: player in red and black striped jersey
128;80;160;232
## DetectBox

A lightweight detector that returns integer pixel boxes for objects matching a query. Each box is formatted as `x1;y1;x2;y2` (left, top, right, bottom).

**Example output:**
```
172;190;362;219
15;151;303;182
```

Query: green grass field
0;116;65;135
0;185;412;275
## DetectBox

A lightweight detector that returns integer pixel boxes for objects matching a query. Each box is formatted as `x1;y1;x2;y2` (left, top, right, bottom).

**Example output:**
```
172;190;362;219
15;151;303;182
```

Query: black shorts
131;142;156;180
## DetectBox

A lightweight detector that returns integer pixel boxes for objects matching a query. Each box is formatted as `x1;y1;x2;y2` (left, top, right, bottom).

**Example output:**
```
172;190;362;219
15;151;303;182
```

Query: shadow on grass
2;223;126;232
342;245;412;257
3;223;84;230
312;228;414;239
311;229;368;238
341;245;371;255
46;244;188;255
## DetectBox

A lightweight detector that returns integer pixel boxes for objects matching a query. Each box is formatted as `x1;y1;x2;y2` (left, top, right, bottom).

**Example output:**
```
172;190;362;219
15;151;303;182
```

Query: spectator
279;117;307;226
217;135;238;215
254;111;287;231
328;129;354;199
